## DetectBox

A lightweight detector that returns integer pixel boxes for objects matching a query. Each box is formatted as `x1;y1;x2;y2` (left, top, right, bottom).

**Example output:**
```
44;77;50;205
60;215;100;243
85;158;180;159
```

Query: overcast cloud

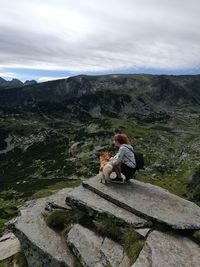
0;0;200;80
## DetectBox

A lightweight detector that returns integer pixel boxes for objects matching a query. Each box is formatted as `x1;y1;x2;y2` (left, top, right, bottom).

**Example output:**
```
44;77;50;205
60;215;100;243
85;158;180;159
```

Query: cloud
0;71;20;80
0;0;200;74
38;76;69;82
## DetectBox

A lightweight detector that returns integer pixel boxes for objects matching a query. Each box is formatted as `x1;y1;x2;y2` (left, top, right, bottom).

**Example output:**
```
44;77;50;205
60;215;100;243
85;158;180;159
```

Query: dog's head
99;151;110;170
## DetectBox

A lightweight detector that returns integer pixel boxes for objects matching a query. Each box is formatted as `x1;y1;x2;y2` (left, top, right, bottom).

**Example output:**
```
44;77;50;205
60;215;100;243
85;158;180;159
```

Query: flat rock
100;237;130;267
67;224;129;267
83;176;200;229
134;228;151;238
0;233;21;261
45;187;72;211
66;186;149;228
67;224;105;267
132;230;200;267
9;188;74;267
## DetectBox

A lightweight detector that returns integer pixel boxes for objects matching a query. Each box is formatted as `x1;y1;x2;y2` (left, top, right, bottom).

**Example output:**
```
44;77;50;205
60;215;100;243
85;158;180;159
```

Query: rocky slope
8;177;200;267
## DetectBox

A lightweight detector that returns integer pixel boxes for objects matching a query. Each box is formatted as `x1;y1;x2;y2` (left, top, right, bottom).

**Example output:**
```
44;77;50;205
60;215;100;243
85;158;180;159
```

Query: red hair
114;133;129;144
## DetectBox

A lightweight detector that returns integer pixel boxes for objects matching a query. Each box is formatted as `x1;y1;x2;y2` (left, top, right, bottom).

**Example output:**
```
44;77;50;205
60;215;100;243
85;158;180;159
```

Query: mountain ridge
0;77;37;90
0;74;200;115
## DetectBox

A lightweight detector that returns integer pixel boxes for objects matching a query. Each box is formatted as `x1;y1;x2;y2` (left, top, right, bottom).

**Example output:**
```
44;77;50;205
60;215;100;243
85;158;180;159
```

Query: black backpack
134;152;145;170
123;145;145;171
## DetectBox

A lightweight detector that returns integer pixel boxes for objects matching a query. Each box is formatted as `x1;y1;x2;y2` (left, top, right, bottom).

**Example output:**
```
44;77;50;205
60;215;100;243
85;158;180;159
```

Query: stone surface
100;237;130;267
45;187;72;211
0;233;21;261
67;224;129;267
67;224;105;267
83;176;200;229
66;185;150;228
9;188;74;267
132;230;200;267
134;229;151;238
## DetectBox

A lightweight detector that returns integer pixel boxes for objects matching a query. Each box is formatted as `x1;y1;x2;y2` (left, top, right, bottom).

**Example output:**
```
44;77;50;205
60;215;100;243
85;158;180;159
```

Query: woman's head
113;133;129;148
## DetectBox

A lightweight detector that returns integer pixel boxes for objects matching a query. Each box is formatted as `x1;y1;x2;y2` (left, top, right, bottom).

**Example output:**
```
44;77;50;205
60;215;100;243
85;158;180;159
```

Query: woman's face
113;139;120;148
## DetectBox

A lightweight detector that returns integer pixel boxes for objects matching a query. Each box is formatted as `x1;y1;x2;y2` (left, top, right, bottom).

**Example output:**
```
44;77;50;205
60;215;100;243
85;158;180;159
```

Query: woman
109;133;136;183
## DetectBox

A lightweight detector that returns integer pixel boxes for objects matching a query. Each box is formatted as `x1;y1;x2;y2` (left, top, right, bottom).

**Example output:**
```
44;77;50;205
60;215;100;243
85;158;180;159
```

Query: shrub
45;210;75;231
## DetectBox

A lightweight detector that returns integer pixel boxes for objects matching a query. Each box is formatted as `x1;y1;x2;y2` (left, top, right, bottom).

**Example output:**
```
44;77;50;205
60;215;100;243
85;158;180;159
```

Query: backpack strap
122;145;136;168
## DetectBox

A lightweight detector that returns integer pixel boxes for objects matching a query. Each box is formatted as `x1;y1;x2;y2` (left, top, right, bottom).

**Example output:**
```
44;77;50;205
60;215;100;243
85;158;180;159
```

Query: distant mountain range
0;74;199;117
0;77;37;89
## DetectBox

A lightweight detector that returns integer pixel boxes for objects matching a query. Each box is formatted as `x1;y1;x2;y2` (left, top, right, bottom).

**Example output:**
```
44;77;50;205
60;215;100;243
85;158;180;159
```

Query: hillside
0;73;200;237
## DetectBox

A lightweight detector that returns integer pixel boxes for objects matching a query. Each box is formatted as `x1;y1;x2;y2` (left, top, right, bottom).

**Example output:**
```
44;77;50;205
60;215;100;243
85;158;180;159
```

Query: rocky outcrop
67;224;130;267
8;188;74;267
132;230;200;267
8;177;200;267
0;233;21;261
65;185;150;228
83;177;200;229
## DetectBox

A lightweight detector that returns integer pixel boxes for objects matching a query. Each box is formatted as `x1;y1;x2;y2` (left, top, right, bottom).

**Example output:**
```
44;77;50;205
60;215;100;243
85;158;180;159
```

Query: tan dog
99;151;113;183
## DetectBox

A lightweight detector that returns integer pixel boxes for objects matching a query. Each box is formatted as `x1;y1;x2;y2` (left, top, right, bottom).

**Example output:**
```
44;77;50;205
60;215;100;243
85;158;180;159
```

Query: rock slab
66;186;149;228
0;233;21;261
67;224;129;267
9;188;74;267
132;230;200;267
83;176;200;229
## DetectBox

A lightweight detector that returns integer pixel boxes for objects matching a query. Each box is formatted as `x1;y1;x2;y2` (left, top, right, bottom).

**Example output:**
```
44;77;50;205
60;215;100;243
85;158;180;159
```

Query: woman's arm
109;147;125;166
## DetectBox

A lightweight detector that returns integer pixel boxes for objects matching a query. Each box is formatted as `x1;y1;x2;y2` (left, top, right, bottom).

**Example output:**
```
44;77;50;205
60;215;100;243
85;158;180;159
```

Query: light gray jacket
110;144;136;168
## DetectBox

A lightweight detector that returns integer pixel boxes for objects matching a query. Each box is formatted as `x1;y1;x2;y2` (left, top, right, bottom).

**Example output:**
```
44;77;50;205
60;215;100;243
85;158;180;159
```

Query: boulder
0;233;21;261
67;224;129;267
132;230;200;267
8;189;74;267
83;177;200;229
100;237;130;267
66;185;150;228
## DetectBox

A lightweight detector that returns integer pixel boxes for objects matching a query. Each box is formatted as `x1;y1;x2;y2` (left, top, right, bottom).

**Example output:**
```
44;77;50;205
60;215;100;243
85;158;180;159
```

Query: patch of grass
94;218;144;264
94;217;121;242
192;230;200;244
45;209;84;233
15;252;28;267
0;252;28;267
122;227;144;264
30;179;81;200
0;219;7;237
45;209;79;231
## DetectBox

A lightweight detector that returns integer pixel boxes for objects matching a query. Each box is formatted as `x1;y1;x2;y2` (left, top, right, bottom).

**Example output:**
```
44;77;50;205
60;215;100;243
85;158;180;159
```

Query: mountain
0;74;199;111
24;80;37;86
0;77;37;90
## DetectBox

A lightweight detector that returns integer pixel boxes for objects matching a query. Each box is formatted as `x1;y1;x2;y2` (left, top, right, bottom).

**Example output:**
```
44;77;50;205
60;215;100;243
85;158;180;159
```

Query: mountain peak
24;80;37;86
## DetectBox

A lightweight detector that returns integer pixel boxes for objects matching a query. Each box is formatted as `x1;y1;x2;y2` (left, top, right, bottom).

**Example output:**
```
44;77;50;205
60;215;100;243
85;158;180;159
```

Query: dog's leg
98;171;104;183
103;164;113;183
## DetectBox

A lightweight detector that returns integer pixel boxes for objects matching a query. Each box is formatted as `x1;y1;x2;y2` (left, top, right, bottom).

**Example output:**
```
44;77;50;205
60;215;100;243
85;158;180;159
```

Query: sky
0;0;200;82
